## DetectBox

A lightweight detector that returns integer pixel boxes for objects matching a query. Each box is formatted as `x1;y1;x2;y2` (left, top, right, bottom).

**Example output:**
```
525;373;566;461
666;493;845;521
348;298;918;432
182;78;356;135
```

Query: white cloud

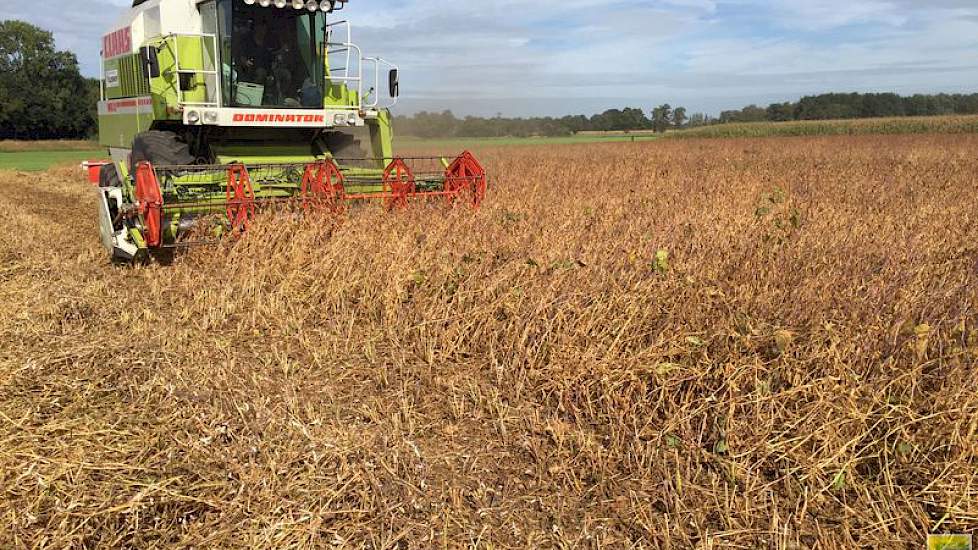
760;0;907;30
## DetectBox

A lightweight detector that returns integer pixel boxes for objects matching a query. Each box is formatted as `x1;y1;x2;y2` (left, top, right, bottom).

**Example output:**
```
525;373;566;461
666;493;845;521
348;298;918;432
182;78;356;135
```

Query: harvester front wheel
322;132;366;163
130;131;194;174
98;163;121;188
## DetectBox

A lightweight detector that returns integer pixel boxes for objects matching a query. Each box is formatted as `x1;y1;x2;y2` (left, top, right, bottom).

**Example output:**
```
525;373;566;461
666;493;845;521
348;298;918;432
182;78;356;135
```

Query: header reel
98;152;487;262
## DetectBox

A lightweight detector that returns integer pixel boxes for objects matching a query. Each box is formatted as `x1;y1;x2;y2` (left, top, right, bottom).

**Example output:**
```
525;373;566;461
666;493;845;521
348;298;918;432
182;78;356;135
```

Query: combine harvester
96;0;486;262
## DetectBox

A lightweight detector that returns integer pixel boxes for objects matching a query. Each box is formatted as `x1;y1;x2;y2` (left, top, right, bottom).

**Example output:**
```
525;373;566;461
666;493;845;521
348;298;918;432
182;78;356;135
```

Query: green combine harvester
96;0;486;262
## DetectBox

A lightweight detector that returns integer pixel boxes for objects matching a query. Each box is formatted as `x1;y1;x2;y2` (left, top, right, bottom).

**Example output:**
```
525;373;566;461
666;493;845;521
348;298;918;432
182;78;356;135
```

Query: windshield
216;0;326;108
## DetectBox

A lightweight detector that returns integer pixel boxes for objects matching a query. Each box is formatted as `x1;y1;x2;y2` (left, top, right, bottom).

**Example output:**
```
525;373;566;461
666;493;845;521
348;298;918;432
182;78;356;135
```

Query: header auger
95;0;486;262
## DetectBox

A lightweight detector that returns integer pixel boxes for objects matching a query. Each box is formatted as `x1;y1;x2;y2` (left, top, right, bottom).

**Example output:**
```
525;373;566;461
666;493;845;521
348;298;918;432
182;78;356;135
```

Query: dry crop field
671;114;978;139
0;135;976;548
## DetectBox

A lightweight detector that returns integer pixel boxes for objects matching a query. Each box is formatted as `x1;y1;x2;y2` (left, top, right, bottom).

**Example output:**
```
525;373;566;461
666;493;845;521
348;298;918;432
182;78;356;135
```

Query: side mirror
140;46;160;79
388;69;399;98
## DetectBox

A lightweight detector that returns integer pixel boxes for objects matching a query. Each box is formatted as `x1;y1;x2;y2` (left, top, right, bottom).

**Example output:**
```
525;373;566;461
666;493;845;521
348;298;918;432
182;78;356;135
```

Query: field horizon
4;114;978;172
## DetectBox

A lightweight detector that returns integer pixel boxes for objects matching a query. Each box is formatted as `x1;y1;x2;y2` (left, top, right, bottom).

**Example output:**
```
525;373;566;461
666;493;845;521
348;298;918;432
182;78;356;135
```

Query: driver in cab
234;17;302;106
235;19;274;85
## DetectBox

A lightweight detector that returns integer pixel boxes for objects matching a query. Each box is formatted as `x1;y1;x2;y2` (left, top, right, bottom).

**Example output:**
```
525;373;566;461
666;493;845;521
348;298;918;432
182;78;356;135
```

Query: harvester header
95;0;486;262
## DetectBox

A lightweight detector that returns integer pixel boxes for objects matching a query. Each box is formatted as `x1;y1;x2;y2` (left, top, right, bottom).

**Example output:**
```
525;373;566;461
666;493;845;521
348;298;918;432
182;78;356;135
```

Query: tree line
718;92;978;124
395;92;978;139
393;106;688;139
0;21;99;140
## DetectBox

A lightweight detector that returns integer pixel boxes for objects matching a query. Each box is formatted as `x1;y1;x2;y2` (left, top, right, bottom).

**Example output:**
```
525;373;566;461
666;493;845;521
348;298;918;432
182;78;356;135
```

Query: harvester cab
96;0;486;262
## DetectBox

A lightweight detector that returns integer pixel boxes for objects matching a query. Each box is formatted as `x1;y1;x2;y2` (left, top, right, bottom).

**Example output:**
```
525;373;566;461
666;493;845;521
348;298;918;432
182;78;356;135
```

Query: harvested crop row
1;135;976;548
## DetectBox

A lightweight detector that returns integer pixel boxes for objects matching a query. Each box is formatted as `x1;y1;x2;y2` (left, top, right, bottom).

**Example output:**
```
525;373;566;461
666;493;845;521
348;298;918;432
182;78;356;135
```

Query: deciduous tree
0;20;96;139
651;104;673;133
672;107;687;128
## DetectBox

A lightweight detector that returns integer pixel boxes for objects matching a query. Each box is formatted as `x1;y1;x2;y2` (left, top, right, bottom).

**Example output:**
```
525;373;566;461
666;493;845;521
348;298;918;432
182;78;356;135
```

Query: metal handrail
362;56;399;109
325;40;363;111
325;21;400;111
325;19;368;111
326;20;353;81
99;50;106;101
163;32;221;109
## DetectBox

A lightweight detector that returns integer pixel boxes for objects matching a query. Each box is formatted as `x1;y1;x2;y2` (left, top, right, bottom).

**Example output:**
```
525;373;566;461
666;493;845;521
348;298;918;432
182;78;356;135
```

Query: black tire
130;130;194;174
322;132;366;161
98;163;121;188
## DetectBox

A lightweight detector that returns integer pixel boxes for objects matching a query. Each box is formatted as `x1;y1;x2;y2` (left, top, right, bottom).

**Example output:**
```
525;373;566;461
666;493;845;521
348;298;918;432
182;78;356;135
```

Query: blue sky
6;0;978;116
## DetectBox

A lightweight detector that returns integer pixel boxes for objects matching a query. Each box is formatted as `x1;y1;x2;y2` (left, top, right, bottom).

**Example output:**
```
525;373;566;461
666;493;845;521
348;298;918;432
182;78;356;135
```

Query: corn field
0;135;976;548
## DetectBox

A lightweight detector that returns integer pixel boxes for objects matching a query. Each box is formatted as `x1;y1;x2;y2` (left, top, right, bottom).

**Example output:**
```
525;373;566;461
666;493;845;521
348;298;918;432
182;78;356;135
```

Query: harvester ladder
166;33;221;109
325;20;362;111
